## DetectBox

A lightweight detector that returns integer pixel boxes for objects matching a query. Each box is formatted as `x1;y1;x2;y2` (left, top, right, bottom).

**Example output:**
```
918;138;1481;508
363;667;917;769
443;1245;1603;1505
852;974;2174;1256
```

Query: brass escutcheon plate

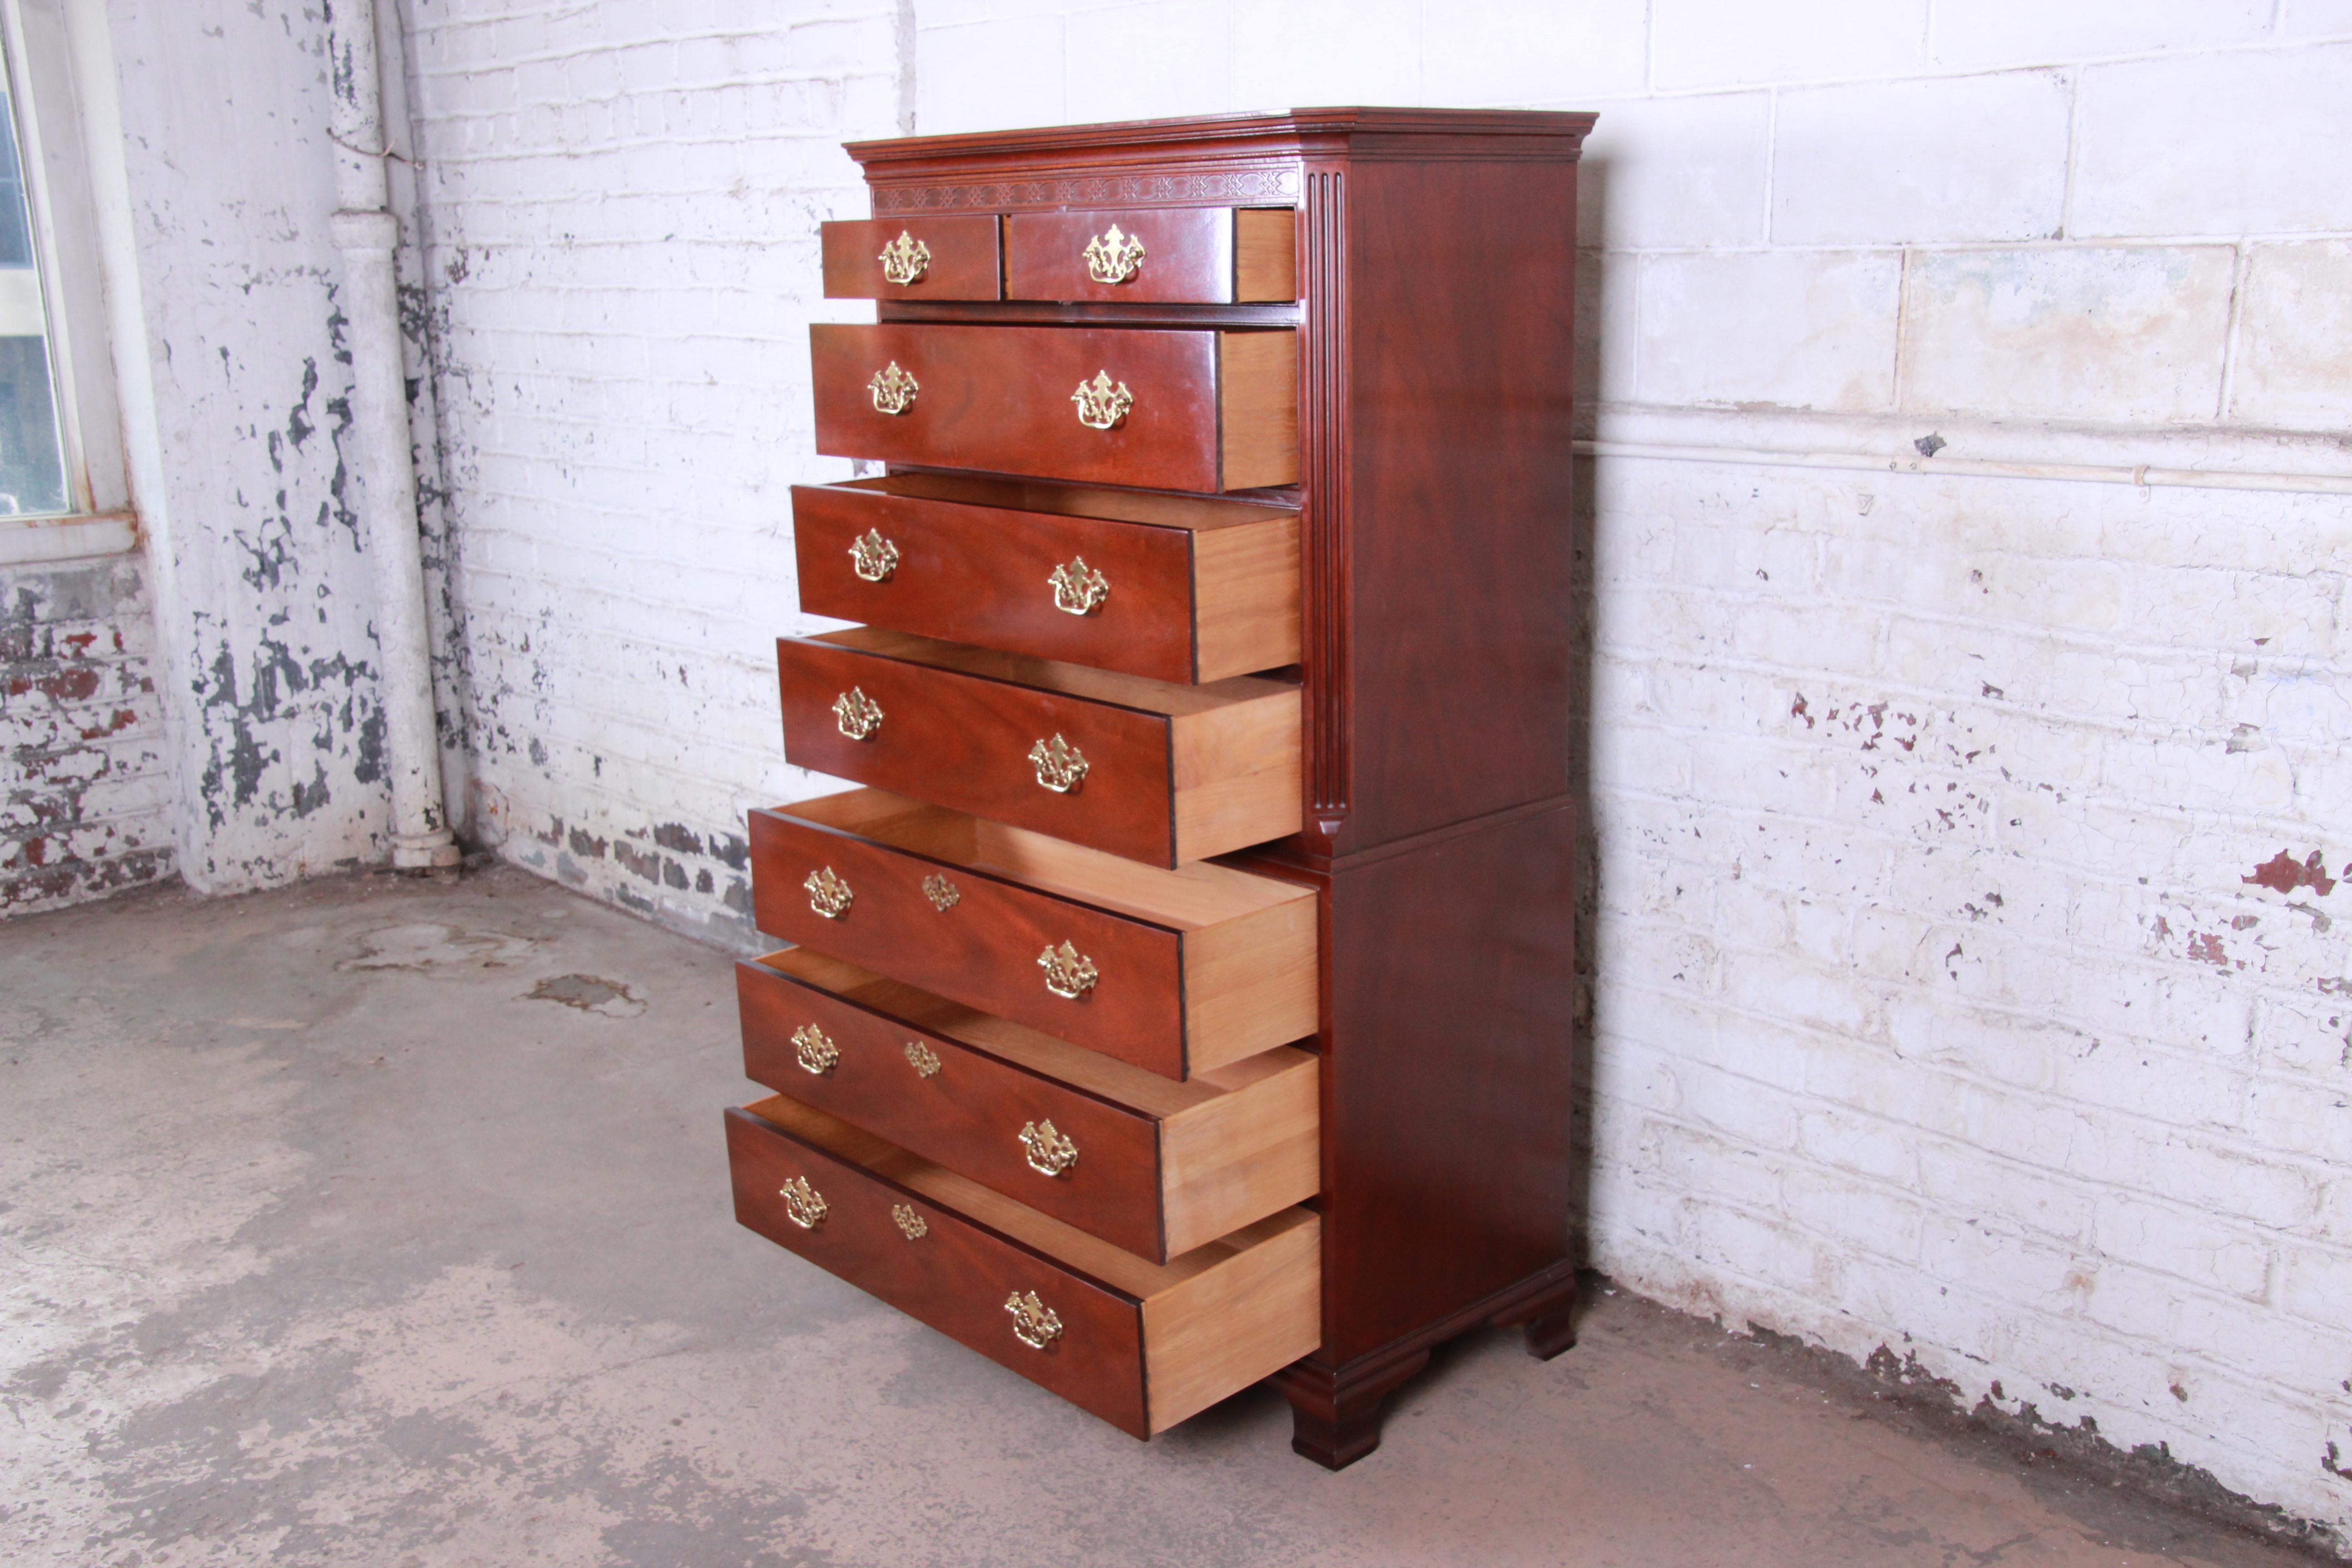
1019;1118;1079;1177
1070;370;1133;431
1049;557;1110;616
868;361;918;415
833;687;884;740
848;528;899;583
877;230;930;286
792;1022;838;1075
804;866;853;920
1081;224;1145;284
1038;941;1098;1000
1005;1289;1064;1349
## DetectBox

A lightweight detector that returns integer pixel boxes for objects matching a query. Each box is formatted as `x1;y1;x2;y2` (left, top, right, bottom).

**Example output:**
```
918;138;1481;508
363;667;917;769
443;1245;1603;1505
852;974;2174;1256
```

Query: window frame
0;0;131;561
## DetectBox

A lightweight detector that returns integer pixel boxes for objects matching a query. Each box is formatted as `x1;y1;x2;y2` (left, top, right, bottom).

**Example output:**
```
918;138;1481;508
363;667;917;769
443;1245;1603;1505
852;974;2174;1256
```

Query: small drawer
820;216;1002;300
793;473;1300;685
728;1095;1321;1438
810;323;1296;493
747;787;1318;1080
1004;207;1295;304
776;627;1299;867
740;947;1319;1262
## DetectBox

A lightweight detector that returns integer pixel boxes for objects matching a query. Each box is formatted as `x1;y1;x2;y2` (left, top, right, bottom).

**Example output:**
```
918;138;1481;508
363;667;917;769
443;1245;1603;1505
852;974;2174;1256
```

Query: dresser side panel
1318;804;1578;1363
1333;159;1578;851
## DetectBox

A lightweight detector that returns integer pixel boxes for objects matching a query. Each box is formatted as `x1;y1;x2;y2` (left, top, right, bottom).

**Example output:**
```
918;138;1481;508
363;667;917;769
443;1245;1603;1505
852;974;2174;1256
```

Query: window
0;0;135;560
0;70;67;517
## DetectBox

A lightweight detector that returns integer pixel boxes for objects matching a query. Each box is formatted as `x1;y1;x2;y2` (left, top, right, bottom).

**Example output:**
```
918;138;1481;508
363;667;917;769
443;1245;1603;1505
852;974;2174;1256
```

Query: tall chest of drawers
727;108;1595;1468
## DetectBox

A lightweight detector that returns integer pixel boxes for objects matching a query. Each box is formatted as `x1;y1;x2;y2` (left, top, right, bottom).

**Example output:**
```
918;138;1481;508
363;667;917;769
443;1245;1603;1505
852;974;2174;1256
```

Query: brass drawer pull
903;1040;942;1078
1072;371;1132;431
878;231;930;286
869;361;918;415
891;1203;928;1240
848;529;899;582
791;1023;838;1075
1039;941;1098;1000
833;687;884;740
779;1175;827;1229
1005;1289;1064;1350
804;866;853;920
1019;1119;1079;1177
1049;557;1110;616
922;873;960;911
1028;734;1088;793
1082;223;1145;284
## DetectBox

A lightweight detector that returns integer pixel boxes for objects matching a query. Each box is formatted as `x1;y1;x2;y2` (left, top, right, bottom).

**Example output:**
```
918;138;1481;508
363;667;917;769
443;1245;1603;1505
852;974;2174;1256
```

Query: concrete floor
0;866;2330;1568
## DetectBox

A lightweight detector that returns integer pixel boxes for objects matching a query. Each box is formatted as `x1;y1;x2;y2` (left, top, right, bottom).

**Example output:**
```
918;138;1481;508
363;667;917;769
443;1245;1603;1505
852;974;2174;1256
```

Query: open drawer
747;787;1318;1080
727;1094;1321;1438
740;946;1318;1261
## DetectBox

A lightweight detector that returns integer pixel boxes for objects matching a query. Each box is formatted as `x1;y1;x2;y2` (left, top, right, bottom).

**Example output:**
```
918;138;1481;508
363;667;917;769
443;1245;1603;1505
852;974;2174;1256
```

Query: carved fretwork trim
873;164;1299;214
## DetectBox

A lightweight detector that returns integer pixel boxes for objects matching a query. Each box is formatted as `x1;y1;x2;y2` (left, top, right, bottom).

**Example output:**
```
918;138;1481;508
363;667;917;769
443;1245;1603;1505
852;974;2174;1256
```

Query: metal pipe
326;0;458;871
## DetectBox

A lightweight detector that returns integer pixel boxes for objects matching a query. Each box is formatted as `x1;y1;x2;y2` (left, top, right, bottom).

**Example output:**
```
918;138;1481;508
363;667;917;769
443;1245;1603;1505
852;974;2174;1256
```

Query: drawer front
738;956;1170;1259
794;482;1199;684
778;633;1181;865
1004;208;1295;303
820;216;1002;300
810;323;1296;493
747;807;1191;1075
726;1104;1151;1436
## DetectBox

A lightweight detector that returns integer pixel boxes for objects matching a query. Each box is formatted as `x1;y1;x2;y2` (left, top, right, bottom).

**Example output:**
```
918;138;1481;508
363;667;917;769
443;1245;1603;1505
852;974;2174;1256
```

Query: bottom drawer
727;1094;1319;1438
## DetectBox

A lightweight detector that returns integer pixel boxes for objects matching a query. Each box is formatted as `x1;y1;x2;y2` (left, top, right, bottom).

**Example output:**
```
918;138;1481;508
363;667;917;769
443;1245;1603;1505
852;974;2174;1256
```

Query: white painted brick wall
402;0;902;941
385;0;2352;1543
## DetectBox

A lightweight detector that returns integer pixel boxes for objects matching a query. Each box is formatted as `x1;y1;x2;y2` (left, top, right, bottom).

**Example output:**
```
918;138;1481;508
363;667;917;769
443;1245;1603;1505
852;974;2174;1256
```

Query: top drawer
1004;209;1294;304
821;217;1002;300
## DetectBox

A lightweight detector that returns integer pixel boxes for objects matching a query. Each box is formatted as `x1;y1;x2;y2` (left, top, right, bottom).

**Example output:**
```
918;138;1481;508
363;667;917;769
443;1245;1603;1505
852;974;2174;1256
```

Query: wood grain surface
791;476;1299;685
810;322;1297;492
820;216;1001;299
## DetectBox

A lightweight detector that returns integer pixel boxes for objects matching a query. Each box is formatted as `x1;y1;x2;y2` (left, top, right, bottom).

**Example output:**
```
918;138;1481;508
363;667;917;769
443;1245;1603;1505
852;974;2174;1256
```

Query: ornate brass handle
1005;1289;1064;1350
1028;734;1088;793
792;1022;838;1075
921;873;960;911
804;866;853;920
1038;941;1098;1000
779;1175;827;1229
1071;371;1132;431
1019;1119;1079;1177
833;687;883;740
891;1203;928;1240
848;529;898;583
869;361;918;415
877;231;930;286
1082;224;1145;284
903;1040;941;1078
1049;558;1109;616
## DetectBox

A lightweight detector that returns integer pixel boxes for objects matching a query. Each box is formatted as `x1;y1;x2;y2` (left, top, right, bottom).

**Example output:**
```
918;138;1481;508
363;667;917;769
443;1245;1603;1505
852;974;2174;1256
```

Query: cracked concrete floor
0;865;2328;1568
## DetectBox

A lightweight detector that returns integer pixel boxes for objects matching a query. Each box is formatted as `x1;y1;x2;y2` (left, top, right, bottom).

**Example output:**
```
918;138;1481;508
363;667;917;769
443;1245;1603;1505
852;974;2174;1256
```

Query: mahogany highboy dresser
726;108;1593;1468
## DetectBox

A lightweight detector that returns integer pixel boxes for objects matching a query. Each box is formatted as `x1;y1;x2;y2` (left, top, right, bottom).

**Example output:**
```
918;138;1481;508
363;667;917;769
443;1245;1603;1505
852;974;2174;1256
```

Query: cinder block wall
400;0;2351;1540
